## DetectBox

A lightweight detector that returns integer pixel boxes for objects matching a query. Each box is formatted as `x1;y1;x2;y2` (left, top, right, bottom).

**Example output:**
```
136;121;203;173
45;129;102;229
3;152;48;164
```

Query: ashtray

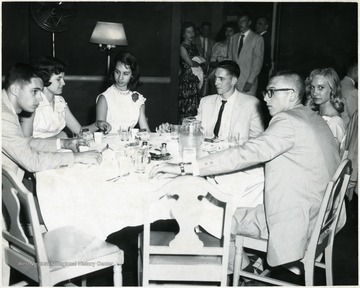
150;152;171;161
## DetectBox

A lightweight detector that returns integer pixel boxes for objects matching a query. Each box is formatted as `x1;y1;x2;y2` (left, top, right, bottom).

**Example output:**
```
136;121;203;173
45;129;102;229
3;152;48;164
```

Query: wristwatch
179;162;186;176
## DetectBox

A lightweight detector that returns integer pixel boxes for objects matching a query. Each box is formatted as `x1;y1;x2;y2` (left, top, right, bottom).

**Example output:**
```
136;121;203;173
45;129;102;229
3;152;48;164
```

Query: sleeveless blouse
97;85;146;132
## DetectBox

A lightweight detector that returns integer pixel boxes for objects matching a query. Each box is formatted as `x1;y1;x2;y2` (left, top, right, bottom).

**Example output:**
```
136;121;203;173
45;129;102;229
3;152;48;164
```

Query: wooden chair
232;159;352;286
138;176;233;286
2;166;124;286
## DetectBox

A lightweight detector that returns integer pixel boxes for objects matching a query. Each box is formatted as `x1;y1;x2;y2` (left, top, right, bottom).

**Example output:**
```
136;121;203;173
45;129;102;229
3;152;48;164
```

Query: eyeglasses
262;88;295;98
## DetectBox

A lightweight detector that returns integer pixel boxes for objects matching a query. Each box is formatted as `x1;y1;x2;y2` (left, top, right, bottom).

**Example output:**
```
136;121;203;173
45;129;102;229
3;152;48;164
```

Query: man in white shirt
195;60;265;210
341;57;358;122
2;63;103;181
196;60;264;142
151;71;340;277
228;11;264;96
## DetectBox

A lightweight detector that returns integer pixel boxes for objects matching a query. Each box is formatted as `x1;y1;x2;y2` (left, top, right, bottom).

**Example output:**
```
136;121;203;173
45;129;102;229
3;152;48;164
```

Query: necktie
213;100;227;138
237;34;245;56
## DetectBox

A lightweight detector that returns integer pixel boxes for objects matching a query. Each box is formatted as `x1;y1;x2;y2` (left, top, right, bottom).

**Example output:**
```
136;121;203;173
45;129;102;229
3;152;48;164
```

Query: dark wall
276;2;358;79
2;2;358;129
2;2;176;130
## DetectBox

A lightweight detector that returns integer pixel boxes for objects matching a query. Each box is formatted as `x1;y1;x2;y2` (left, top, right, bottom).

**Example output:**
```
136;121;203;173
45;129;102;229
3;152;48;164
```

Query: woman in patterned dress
178;22;203;121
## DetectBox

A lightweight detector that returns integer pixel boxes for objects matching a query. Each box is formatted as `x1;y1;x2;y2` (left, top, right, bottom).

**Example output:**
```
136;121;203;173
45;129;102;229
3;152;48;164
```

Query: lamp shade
90;21;128;46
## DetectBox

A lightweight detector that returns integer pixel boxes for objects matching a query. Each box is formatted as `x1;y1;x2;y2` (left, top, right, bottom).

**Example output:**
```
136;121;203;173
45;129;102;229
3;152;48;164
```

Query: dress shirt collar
260;30;267;36
241;29;250;39
218;89;236;102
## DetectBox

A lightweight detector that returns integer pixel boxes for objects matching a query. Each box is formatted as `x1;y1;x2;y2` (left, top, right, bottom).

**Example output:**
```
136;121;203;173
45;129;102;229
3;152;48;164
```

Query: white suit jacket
228;30;264;95
196;105;340;266
196;89;264;140
2;90;74;177
341;76;358;122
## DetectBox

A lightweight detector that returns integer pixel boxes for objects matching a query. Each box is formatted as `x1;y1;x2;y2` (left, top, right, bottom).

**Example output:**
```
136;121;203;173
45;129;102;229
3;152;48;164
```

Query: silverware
106;172;130;182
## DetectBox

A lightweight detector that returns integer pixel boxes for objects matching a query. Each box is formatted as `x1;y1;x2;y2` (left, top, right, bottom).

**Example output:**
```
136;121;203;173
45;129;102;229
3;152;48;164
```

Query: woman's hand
156;122;171;133
96;120;112;134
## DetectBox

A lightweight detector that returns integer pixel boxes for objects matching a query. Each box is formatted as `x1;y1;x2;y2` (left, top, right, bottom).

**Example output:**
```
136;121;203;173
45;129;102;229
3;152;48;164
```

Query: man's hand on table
149;162;181;179
149;162;194;179
61;138;89;152
74;151;103;165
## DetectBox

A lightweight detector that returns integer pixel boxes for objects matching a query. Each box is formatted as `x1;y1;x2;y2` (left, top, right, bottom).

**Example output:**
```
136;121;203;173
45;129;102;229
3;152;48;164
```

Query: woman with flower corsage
21;56;111;138
96;51;150;132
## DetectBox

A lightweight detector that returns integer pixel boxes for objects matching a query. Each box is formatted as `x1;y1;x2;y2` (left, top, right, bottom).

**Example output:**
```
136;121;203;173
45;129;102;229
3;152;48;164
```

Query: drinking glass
170;124;180;140
133;148;146;173
119;126;130;141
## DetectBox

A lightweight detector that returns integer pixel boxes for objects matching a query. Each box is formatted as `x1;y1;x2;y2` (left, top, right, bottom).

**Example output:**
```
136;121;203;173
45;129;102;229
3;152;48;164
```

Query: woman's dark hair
33;56;67;87
109;51;140;91
215;21;238;42
180;21;196;43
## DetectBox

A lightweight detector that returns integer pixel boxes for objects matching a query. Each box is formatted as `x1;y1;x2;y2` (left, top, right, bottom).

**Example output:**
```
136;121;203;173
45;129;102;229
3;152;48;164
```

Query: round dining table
36;132;264;240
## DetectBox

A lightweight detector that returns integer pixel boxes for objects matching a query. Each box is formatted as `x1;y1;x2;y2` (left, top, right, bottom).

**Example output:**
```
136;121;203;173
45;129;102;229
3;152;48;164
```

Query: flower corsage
132;92;139;103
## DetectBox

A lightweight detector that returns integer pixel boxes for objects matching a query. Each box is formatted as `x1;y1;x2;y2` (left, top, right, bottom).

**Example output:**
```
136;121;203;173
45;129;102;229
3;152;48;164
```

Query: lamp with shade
90;21;128;73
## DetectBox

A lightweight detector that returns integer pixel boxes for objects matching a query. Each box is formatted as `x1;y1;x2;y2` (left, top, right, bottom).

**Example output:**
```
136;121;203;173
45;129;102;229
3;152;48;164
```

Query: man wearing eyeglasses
151;71;340;276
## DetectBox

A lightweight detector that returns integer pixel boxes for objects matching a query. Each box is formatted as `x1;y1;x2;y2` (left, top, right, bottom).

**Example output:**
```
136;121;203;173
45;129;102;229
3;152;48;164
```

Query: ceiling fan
30;2;78;57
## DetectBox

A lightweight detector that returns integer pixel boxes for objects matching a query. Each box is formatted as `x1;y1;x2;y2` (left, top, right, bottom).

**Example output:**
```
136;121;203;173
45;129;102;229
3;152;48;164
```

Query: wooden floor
9;197;358;286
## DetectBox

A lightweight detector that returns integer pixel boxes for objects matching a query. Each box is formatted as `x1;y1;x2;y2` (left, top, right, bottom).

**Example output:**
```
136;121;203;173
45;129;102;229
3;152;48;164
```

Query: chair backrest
2;166;51;284
306;159;351;260
142;175;233;285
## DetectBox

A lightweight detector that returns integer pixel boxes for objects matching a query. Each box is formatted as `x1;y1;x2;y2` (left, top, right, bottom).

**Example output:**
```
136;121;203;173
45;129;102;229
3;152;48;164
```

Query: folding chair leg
113;263;123;286
324;246;334;285
233;237;244;287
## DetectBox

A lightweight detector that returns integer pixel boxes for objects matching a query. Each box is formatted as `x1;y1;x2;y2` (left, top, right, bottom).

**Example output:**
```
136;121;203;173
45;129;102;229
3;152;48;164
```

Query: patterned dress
178;42;201;121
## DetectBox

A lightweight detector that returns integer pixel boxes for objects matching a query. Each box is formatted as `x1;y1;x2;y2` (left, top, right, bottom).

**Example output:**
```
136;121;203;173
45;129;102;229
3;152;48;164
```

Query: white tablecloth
36;134;264;240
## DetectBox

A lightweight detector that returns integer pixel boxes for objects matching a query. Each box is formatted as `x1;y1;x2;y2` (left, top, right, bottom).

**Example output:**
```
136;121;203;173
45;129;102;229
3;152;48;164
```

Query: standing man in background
256;15;272;126
229;11;264;96
194;21;215;96
341;57;358;122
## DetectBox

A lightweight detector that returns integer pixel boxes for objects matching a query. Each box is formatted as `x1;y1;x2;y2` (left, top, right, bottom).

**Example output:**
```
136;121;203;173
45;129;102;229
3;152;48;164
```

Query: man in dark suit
256;16;272;126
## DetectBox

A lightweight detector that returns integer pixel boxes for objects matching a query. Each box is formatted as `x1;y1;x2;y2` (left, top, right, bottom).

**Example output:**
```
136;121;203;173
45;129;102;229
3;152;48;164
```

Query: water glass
115;150;132;175
133;148;146;173
119;126;130;141
170;124;180;140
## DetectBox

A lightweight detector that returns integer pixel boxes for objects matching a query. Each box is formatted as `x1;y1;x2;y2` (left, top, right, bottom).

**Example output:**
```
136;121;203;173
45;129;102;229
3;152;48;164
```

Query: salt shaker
161;143;167;155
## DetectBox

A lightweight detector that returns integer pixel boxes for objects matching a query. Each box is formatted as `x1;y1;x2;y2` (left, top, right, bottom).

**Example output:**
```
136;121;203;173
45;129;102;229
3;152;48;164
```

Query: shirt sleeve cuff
192;160;200;176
